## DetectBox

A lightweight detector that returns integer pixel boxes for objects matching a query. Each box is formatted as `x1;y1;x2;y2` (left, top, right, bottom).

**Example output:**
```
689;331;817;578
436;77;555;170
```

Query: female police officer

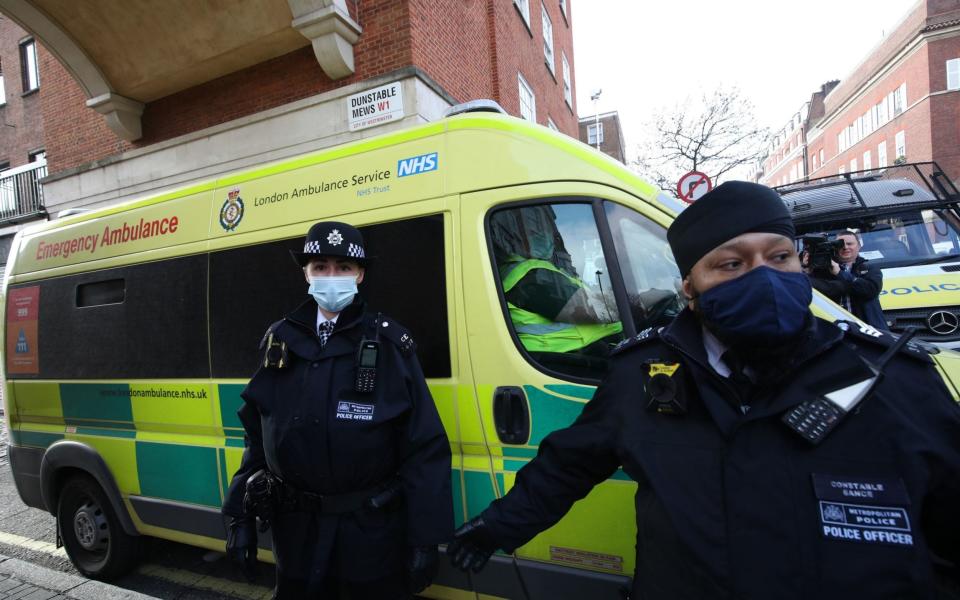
448;182;960;599
222;221;453;599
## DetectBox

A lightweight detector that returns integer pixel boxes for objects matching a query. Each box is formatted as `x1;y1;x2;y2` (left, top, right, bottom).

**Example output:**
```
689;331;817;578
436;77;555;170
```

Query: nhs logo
397;152;438;177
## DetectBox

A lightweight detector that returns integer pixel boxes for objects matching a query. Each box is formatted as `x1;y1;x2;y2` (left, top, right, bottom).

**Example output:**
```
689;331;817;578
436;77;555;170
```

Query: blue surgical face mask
697;266;812;346
308;275;358;313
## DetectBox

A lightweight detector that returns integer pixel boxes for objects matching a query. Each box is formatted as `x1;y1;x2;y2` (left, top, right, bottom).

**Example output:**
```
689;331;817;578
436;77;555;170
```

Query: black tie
318;321;335;348
721;350;754;407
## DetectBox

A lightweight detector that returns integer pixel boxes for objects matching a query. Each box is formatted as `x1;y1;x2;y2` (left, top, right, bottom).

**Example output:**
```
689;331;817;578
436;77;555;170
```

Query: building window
839;165;846;175
518;73;536;122
812;154;818;171
542;2;555;74
863;150;871;171
0;161;9;173
891;83;906;116
0;58;5;105
559;0;568;21
29;149;46;163
850;158;858;172
547;117;558;131
878;141;888;168
19;39;39;93
948;58;960;91
514;0;531;29
819;149;825;165
561;52;572;107
587;122;604;145
895;130;906;160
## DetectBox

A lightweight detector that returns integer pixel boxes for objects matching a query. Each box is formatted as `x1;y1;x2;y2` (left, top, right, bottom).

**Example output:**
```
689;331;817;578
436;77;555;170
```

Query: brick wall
39;0;580;175
928;35;960;180
489;0;576;135
0;16;45;168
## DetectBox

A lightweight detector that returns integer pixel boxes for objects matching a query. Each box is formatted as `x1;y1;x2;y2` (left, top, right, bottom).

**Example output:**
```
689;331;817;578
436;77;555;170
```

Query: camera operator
803;230;887;330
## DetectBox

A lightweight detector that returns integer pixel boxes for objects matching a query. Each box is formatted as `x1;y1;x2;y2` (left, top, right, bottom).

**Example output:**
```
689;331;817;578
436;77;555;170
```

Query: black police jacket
810;256;887;330
222;297;453;581
481;309;960;599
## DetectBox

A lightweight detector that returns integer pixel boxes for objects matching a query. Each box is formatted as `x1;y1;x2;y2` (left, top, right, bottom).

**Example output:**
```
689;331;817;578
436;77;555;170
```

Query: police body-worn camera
800;234;846;276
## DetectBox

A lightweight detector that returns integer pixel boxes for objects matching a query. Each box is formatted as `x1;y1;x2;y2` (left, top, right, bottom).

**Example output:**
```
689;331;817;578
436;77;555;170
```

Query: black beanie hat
667;181;794;276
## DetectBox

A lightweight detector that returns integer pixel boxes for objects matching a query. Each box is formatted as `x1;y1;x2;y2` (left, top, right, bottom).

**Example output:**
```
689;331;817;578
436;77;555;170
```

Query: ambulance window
26;254;209;379
76;278;125;307
603;202;685;332
209;214;450;378
488;202;624;381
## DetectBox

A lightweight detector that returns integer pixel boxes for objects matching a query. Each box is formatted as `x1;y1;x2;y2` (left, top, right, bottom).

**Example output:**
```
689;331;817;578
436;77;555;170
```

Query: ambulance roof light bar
443;99;507;118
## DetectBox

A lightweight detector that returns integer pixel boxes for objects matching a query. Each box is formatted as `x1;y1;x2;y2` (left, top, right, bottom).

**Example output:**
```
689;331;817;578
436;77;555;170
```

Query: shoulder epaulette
611;326;663;356
370;314;417;356
259;320;285;349
834;320;933;363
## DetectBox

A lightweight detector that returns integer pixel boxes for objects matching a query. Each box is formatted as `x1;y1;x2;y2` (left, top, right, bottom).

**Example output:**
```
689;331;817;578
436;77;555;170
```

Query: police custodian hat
667;181;795;276
290;221;370;267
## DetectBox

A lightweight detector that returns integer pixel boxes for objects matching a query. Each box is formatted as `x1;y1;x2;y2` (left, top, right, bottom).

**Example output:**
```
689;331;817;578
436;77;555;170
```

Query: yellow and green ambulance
777;163;960;348
3;103;958;599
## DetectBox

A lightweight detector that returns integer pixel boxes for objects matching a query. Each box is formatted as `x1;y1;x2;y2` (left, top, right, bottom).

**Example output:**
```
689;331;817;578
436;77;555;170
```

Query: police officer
447;182;960;599
223;221;453;599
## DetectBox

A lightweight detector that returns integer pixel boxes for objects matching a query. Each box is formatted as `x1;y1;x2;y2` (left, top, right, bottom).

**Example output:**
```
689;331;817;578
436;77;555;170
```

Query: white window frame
839;165;846;175
541;2;555;74
895;130;906;160
20;39;39;93
587;122;604;145
850;158;858;172
559;0;568;21
547;117;558;131
819;149;825;165
878;141;888;168
948;58;960;91
561;52;572;107
863;150;871;171
0;71;5;105
518;73;536;122
514;0;531;29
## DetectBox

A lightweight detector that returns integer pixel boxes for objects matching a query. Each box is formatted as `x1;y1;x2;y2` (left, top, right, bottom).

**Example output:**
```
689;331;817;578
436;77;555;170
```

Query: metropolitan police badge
219;187;245;232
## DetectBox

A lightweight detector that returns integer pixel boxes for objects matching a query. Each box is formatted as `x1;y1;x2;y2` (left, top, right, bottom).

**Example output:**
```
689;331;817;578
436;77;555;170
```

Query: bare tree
634;87;769;196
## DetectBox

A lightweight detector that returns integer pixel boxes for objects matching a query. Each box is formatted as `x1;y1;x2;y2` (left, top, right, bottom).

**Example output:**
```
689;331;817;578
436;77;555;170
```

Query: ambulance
3;102;958;599
776;163;960;348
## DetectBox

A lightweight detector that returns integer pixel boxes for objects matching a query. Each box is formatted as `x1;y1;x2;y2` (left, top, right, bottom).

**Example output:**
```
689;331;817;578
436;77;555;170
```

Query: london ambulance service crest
219;187;245;232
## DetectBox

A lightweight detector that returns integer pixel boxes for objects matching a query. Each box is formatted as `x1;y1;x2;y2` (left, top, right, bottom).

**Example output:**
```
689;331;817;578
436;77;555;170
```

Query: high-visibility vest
500;259;622;353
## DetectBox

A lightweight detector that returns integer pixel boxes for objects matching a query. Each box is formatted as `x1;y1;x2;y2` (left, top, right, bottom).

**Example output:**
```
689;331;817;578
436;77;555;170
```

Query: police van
3;103;958;599
776;163;960;347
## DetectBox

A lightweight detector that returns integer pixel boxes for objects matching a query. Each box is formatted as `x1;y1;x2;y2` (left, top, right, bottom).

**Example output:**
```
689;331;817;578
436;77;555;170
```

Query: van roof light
443;99;507;118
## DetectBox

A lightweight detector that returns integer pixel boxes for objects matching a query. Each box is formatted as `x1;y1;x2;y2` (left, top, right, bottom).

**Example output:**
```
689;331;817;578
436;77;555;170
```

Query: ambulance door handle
493;386;529;445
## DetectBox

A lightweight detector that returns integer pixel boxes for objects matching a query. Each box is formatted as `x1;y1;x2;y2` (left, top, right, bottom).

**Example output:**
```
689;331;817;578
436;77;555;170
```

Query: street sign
677;171;712;203
347;81;405;132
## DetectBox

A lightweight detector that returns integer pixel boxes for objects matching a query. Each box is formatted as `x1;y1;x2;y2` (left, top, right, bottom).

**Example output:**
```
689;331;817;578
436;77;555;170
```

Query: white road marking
0;530;272;599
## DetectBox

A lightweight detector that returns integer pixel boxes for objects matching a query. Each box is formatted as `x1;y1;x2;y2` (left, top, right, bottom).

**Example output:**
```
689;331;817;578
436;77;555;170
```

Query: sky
572;0;918;166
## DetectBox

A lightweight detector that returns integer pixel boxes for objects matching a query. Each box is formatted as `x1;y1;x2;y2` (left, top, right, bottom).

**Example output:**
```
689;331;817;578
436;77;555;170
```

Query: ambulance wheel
57;475;140;580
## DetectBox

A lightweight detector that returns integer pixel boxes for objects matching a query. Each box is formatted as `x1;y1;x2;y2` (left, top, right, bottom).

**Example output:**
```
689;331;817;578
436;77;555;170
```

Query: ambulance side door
459;182;682;597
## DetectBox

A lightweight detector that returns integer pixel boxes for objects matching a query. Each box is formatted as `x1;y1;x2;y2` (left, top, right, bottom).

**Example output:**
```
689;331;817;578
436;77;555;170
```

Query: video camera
800;234;845;276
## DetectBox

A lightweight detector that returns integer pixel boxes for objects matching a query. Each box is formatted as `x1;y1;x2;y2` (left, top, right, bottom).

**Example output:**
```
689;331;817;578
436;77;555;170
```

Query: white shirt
701;326;732;378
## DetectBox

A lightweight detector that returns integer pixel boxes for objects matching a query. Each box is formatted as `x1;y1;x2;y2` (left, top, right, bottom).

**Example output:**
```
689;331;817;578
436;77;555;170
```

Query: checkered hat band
303;241;323;253
302;240;364;257
347;243;365;258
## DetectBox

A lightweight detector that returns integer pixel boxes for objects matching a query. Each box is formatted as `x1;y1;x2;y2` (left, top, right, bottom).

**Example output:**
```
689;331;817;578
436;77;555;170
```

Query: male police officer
223;222;453;599
448;182;960;599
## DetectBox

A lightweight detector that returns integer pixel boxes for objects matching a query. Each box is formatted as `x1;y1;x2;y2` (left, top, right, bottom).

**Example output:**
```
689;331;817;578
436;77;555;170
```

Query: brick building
0;14;47;266
578;110;626;163
760;0;960;186
0;0;578;230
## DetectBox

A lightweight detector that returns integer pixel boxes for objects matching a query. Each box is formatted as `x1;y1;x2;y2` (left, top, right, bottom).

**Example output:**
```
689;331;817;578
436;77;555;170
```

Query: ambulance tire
57;475;141;580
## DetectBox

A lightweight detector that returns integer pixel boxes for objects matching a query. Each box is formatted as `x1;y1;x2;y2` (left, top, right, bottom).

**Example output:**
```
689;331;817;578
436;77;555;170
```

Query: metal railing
0;161;47;224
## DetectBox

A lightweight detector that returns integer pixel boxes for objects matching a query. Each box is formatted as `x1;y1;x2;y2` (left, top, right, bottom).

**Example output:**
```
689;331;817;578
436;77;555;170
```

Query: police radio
355;339;380;393
782;327;917;444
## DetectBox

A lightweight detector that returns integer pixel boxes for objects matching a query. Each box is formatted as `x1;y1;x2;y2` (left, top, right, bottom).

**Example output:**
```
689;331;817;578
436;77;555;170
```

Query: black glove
406;545;439;594
224;516;258;581
447;516;500;573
